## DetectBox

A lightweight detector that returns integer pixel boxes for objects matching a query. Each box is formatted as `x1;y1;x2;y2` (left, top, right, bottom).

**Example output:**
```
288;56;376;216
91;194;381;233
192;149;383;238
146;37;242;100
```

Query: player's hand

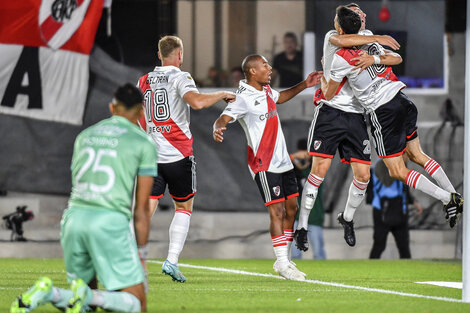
213;127;226;142
376;35;400;50
351;51;374;73
223;92;236;103
305;71;323;88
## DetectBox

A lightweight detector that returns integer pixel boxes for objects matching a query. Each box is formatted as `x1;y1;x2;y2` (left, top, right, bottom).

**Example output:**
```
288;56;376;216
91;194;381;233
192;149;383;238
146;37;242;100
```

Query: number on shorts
363;139;371;155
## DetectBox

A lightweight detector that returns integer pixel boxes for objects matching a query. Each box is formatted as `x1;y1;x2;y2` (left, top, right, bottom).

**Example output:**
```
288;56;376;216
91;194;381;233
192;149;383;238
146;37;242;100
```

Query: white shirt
137;66;199;163
222;80;293;178
319;30;373;114
330;42;406;112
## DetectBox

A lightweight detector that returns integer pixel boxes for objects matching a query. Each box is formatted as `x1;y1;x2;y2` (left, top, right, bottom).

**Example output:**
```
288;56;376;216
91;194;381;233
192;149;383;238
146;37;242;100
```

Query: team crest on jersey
39;0;92;50
187;76;193;80
273;186;281;197
314;140;322;150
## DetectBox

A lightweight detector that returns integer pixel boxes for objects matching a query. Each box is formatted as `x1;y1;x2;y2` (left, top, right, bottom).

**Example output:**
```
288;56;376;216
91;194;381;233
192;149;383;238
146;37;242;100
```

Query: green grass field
1;258;469;313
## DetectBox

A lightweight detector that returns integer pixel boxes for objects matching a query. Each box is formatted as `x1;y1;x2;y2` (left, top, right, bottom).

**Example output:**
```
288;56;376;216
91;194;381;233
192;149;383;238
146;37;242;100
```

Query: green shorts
60;207;144;291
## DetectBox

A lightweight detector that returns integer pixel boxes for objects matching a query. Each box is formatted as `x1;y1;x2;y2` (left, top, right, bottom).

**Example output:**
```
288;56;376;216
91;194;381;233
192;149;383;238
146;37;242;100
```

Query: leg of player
406;138;457;194
269;202;305;281
162;198;193;283
283;196;298;257
295;156;330;251
337;162;370;247
383;155;461;227
66;279;144;313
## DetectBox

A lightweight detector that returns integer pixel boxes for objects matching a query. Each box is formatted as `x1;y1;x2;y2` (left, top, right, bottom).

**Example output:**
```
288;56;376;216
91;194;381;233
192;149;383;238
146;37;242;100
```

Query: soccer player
213;54;322;281
137;35;235;283
321;6;463;228
11;84;158;313
296;2;402;250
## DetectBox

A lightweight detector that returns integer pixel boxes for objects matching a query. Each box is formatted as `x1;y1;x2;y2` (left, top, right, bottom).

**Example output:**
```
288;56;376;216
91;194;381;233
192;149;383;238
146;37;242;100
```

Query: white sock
272;234;289;266
406;170;451;203
343;178;369;222
91;290;141;313
167;209;191;264
284;229;294;260
298;173;323;229
424;159;456;193
51;287;73;309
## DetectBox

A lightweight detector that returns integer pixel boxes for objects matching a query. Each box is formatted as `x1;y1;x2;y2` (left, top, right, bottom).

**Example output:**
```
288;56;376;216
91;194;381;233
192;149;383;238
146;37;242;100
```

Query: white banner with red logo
0;0;103;125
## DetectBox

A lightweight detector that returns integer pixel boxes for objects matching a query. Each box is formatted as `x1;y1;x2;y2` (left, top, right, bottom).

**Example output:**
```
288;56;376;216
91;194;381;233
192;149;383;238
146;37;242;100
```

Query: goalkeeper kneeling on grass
11;84;157;313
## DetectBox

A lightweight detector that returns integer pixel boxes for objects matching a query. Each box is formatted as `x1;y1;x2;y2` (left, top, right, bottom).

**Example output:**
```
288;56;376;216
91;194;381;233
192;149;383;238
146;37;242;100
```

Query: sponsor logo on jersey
314;140;322;150
148;125;172;134
259;108;278;121
273;186;281;196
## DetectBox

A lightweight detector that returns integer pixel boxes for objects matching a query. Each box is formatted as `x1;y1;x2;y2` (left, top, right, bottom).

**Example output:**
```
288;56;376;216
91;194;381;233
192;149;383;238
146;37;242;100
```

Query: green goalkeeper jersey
68;115;158;219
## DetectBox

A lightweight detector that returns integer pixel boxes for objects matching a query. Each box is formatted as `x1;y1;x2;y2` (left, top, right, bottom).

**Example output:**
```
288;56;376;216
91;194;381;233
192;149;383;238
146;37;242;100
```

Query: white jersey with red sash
329;42;406;112
221;80;293;177
137;66;199;163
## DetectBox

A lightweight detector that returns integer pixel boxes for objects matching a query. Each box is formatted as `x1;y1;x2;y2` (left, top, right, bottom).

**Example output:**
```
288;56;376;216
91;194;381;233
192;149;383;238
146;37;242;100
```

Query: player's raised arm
329;34;400;50
183;90;236;110
277;71;323;104
213;114;233;143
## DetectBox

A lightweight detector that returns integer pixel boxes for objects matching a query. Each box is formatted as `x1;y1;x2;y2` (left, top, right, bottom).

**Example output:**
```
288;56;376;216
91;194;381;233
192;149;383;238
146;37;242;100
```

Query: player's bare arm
277;71;323;104
329;34;400;50
183;90;236;110
351;50;403;73
133;176;154;247
212;114;233;143
320;76;342;101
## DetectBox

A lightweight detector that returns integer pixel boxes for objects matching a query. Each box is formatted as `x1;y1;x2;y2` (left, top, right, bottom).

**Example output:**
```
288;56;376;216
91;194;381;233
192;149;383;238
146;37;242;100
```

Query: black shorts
254;169;299;206
368;92;418;158
151;156;197;202
307;103;371;164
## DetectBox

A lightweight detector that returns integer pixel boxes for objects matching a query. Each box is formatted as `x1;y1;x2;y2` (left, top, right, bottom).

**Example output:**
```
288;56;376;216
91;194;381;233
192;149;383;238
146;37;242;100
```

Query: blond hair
158;35;183;59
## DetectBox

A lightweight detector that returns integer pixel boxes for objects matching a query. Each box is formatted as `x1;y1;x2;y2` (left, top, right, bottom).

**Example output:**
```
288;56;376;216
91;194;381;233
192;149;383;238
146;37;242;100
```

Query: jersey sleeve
137;139;158;177
329;54;354;82
271;88;280;103
175;72;199;98
221;96;247;122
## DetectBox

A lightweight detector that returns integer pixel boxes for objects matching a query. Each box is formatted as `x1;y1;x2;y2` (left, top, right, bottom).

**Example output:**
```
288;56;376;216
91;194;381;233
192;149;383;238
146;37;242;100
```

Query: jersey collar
153;65;181;72
239;80;267;94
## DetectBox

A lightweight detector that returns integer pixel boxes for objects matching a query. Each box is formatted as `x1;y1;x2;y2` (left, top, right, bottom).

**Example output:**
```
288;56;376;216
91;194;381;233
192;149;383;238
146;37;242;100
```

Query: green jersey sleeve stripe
138;168;158;177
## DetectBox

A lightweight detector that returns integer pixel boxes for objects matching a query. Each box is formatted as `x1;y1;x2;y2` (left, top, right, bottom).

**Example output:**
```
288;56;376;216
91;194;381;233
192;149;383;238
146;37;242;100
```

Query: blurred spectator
273;32;303;87
201;66;227;87
367;157;423;259
290;139;326;260
230;66;244;88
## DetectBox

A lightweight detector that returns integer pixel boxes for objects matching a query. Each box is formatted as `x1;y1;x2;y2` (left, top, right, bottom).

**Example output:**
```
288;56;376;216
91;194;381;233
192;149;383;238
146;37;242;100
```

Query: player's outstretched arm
330;34;400;50
351;50;402;73
213;114;233;143
321;76;342;101
277;71;323;104
184;91;236;110
133;176;154;247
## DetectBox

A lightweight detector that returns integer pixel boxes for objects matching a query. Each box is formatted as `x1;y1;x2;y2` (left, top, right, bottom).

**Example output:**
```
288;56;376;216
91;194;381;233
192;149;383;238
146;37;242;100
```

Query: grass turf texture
0;258;468;312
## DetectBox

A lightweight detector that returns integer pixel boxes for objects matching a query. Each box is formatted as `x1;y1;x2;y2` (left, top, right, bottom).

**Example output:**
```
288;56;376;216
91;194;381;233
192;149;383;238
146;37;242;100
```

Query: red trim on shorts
406;130;417;139
350;158;371;165
176;209;192;216
170;192;196;200
150;195;163;200
309;152;334;158
378;147;407;159
286;192;299;199
341;158;350;164
265;198;285;206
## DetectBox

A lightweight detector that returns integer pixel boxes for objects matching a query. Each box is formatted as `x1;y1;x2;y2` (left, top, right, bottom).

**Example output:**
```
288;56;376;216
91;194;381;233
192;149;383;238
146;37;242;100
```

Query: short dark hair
345;3;360;9
241;54;263;78
336;6;361;34
113;83;143;109
284;32;298;43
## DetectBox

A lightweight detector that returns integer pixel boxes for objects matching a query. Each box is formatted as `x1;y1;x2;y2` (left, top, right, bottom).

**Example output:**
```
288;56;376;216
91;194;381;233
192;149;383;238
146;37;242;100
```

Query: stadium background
0;0;466;260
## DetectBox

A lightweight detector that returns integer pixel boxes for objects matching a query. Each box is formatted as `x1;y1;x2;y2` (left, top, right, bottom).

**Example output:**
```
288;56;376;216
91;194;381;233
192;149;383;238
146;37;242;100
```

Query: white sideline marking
148;260;463;303
416;281;463;289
